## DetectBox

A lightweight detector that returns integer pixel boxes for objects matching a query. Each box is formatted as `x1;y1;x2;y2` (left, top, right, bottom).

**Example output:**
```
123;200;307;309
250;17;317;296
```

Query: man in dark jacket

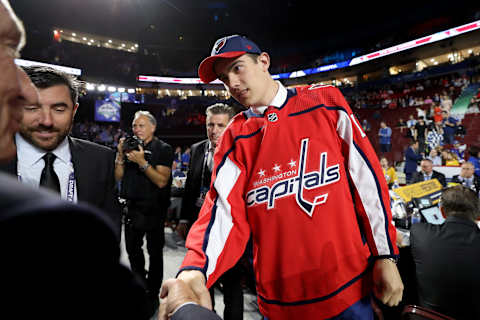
410;185;480;319
410;159;446;187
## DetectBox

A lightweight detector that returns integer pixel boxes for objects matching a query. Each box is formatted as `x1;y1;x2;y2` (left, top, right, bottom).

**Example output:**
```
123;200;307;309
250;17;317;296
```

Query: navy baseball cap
198;35;261;83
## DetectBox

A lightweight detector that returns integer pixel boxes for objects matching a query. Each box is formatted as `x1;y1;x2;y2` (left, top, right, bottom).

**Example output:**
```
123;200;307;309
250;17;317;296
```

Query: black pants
210;262;244;320
125;204;165;296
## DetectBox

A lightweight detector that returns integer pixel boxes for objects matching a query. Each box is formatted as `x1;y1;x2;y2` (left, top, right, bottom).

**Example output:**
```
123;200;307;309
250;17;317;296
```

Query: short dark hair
205;103;235;120
22;66;80;105
441;185;480;221
245;53;260;63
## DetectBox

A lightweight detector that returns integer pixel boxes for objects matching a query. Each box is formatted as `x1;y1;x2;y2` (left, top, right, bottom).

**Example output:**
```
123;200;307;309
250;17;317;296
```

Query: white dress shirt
16;133;78;202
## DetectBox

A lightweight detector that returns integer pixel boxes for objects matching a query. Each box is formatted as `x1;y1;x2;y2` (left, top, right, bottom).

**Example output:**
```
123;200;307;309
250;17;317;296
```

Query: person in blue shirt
467;145;480;177
378;121;392;153
181;147;191;171
441;110;458;145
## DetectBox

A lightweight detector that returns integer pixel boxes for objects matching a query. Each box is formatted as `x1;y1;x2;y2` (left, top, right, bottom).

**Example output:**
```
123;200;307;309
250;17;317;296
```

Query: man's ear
258;52;270;72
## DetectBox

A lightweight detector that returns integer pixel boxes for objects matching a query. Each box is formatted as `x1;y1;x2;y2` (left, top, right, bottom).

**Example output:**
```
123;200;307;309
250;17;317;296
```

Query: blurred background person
410;159;446;187
380;156;398;188
177;103;244;320
451;161;480;194
115;110;174;316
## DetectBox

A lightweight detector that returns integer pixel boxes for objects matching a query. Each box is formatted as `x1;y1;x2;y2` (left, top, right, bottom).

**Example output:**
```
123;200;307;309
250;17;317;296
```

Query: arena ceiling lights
53;28;139;54
138;19;480;85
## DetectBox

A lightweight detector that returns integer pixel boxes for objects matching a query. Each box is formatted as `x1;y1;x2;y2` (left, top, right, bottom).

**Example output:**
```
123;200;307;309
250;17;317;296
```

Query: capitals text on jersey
246;138;340;216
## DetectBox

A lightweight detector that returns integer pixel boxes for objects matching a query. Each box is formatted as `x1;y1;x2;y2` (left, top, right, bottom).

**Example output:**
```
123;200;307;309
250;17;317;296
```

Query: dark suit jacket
410;170;447;187
410;216;480;319
0;172;149;319
172;303;221;320
0;136;121;233
180;139;211;226
451;174;480;192
404;146;423;174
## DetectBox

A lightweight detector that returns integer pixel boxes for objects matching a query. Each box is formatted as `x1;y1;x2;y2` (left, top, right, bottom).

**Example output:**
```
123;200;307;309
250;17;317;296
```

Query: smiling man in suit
0;65;121;234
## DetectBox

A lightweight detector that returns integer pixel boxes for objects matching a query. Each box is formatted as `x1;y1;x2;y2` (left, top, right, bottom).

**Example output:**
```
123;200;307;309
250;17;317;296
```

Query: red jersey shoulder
227;110;263;137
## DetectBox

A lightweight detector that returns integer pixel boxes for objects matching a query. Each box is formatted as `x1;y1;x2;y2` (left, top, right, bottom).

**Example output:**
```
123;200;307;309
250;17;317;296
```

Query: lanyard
18;163;76;202
200;144;212;189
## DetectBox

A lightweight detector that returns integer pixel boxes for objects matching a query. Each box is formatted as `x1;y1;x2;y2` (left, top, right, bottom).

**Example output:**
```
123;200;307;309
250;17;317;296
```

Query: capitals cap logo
213;37;227;55
212;35;240;55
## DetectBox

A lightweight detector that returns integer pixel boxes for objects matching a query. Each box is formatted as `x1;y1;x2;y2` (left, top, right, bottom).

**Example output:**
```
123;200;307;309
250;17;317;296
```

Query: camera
122;135;144;153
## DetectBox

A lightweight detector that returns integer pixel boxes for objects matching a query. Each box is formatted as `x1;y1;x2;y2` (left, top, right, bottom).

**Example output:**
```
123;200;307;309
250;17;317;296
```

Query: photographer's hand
126;145;147;166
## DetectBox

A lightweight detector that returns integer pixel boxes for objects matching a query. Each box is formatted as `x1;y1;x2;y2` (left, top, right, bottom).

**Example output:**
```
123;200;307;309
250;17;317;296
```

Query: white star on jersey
273;164;281;172
288;159;296;168
258;169;266;177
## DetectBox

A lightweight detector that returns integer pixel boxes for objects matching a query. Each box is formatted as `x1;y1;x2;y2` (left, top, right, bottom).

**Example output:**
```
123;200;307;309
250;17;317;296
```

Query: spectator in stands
441;110;458;145
440;94;452;111
378;121;392;153
432;103;443;131
362;118;371;132
426;120;443;151
406;115;416;137
410;185;480;319
380;157;398;188
424;96;433;106
443;150;460;167
181;146;191;171
467;145;480;176
404;141;423;184
414;118;428;154
451;140;465;161
173;146;182;171
411;159;446;187
427;149;442;166
451;162;480;194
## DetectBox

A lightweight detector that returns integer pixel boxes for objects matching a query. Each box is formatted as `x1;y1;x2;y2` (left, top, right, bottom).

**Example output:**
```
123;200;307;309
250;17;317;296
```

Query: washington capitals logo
213;37;227;54
246;138;340;217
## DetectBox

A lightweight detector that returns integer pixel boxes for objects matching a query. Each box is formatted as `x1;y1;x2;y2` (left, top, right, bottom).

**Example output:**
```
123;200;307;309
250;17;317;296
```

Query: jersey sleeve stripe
352;140;394;255
204;157;240;279
199;127;264;279
336;110;394;256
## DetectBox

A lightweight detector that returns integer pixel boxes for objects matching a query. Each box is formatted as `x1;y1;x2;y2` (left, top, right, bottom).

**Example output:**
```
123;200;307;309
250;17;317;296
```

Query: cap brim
198;51;246;83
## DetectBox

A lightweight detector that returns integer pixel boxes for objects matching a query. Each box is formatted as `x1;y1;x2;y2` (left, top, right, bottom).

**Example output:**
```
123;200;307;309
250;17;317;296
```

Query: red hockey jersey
180;84;398;319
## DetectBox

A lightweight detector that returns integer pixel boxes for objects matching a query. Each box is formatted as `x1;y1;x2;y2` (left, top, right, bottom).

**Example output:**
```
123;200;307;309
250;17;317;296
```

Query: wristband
139;162;151;172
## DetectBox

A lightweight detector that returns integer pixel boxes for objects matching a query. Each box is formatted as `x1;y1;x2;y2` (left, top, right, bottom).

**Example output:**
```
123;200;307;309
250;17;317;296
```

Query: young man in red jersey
161;35;403;320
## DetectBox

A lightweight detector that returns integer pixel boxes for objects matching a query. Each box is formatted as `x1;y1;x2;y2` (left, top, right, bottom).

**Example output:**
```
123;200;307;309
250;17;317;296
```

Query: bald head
420;159;433;175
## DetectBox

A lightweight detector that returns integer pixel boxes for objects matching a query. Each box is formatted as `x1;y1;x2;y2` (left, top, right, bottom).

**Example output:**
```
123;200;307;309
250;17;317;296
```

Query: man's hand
126;145;146;166
159;279;200;320
178;270;211;309
372;258;404;306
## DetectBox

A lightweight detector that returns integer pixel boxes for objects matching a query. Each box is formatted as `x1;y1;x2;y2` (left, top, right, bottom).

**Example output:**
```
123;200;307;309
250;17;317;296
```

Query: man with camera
115;110;174;315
